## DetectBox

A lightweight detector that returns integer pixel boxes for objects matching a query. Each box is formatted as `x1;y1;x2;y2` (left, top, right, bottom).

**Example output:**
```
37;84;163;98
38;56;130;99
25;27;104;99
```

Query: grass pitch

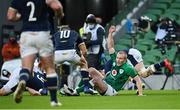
0;90;180;109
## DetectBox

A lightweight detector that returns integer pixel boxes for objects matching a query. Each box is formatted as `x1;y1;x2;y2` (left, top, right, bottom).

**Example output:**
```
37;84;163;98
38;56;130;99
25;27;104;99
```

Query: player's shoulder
123;62;134;70
70;30;78;34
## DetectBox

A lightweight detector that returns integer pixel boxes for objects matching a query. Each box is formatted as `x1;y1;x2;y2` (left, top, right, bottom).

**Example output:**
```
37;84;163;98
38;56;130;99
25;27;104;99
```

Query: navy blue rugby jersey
11;0;49;31
26;69;46;91
53;30;83;50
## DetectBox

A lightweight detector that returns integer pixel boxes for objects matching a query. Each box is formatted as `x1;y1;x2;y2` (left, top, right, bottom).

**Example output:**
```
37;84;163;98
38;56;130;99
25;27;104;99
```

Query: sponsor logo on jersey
113;62;116;66
112;69;117;76
119;69;124;74
37;74;45;83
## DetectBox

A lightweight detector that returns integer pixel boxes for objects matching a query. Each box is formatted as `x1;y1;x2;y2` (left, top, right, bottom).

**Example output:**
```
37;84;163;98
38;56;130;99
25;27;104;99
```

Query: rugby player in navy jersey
53;25;94;94
7;0;64;106
0;65;48;96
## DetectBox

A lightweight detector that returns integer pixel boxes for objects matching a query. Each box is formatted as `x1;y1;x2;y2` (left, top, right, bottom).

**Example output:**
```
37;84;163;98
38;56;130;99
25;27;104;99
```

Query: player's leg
138;58;174;78
14;54;36;103
14;32;37;103
88;67;107;94
73;52;93;94
129;48;173;77
41;55;61;106
39;31;61;106
153;58;174;73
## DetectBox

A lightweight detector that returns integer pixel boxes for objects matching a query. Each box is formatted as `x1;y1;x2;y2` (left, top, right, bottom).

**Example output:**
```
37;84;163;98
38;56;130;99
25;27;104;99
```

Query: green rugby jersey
104;52;138;91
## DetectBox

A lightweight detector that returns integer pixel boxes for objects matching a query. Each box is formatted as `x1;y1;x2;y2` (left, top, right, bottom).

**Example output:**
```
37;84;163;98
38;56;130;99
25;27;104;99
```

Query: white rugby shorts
104;81;118;96
127;48;143;66
54;49;80;65
20;31;53;58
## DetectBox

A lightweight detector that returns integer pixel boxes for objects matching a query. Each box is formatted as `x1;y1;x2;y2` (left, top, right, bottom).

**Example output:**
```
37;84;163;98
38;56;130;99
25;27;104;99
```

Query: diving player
105;26;174;78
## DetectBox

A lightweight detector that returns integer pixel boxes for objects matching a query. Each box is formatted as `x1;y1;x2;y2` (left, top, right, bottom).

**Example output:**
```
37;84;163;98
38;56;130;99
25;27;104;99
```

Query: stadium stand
104;0;180;74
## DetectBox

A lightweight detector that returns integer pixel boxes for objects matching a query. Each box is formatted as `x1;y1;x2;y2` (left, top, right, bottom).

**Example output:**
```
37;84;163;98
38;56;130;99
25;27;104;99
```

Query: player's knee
92;77;100;85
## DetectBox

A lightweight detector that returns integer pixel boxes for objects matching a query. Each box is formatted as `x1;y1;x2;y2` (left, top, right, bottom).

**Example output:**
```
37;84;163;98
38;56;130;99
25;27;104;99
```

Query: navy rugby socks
80;70;90;88
19;68;31;82
154;61;165;71
46;74;58;102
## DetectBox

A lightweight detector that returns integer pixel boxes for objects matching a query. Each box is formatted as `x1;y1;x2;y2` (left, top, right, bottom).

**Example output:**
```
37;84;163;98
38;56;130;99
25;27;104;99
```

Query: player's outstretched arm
26;87;41;96
107;26;116;54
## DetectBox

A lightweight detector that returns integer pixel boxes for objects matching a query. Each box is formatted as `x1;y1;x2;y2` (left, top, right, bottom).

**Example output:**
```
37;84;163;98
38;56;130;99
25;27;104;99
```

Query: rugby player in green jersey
85;26;143;96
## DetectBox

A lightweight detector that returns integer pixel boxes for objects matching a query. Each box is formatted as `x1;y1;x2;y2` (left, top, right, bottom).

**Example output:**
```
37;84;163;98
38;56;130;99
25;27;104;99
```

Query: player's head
86;14;97;30
116;51;127;66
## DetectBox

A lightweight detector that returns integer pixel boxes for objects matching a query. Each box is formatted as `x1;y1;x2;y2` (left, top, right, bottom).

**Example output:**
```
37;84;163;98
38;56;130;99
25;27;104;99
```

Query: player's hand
80;54;88;69
27;87;41;96
136;90;146;96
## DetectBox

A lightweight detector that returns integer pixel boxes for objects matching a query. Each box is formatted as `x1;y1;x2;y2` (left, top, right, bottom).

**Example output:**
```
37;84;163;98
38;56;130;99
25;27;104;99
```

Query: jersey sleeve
127;67;138;78
2;68;20;93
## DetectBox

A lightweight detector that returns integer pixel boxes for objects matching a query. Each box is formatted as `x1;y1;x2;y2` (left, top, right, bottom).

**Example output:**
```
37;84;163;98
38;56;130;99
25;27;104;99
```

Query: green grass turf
0;90;180;109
